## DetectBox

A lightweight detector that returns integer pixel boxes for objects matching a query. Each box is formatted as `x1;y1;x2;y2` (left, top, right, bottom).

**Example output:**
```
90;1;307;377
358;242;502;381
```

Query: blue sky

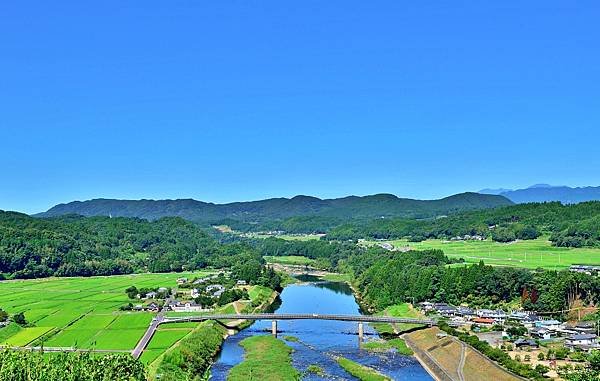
1;1;599;214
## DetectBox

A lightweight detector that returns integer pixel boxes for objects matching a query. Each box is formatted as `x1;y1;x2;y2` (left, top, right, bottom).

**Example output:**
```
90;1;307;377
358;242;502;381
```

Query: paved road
131;294;173;359
131;315;163;359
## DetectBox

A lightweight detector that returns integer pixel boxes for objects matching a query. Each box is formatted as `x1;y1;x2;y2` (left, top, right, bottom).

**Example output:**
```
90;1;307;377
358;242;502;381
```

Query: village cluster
421;302;599;352
124;272;248;313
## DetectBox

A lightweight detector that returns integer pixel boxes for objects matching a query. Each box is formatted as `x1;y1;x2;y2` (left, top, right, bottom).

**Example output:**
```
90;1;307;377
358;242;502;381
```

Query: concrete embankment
404;327;522;381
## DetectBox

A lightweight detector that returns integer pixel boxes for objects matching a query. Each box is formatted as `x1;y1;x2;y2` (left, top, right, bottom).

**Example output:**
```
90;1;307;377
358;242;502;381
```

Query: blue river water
210;278;433;380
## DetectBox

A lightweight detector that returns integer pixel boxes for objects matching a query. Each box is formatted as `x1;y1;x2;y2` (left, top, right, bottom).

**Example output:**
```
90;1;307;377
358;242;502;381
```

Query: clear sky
1;1;599;214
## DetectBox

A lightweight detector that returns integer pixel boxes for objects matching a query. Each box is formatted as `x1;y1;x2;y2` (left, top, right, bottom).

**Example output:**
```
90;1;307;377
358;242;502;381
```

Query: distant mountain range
479;184;600;204
36;192;512;222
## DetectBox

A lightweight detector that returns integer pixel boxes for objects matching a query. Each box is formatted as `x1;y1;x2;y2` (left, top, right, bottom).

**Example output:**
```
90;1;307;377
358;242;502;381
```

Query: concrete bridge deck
162;313;446;326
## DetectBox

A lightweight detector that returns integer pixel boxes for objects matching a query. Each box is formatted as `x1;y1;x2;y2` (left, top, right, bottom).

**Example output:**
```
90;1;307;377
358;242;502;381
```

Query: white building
169;301;206;313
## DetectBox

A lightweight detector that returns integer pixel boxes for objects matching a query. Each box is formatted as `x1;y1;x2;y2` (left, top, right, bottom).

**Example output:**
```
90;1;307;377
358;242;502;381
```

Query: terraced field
0;271;211;350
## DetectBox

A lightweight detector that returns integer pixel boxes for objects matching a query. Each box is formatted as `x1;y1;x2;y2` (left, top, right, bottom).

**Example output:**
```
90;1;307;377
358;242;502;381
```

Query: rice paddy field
0;271;212;351
379;237;600;269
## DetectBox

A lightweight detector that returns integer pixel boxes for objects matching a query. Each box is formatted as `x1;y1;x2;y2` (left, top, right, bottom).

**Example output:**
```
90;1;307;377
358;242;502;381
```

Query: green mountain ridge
37;192;513;222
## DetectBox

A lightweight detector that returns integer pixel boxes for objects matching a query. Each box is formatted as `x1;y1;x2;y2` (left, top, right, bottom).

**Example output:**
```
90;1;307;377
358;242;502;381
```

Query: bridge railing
161;313;443;326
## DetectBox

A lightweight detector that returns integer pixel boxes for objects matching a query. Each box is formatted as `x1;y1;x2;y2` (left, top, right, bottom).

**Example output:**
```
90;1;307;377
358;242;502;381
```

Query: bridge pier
271;320;277;337
358;322;364;341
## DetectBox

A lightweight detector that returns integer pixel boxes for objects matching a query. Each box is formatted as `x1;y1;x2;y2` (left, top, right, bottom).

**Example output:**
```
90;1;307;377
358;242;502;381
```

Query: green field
264;255;316;266
379;237;600;269
0;271;212;351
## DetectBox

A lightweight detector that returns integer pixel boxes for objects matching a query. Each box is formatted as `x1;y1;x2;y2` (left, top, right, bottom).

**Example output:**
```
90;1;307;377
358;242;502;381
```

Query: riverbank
404;327;522;381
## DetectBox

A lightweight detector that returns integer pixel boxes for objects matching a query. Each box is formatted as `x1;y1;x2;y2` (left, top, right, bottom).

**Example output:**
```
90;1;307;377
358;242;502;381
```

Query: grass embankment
379;237;600;269
336;356;391;381
227;335;300;381
405;327;521;381
153;321;227;381
367;303;419;355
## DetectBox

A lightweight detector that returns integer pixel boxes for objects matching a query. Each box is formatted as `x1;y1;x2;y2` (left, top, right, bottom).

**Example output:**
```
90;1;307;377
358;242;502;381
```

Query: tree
12;312;26;326
0;308;8;322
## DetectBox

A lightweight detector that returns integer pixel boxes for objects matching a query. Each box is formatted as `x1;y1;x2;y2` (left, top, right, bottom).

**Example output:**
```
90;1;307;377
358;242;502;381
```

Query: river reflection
210;280;432;380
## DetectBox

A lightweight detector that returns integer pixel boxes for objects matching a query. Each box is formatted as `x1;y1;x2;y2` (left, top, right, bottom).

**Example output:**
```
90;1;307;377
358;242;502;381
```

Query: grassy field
0;271;212;350
362;338;413;355
228;335;300;381
248;285;275;306
264;255;316;266
372;303;423;335
336;356;391;381
380;237;600;269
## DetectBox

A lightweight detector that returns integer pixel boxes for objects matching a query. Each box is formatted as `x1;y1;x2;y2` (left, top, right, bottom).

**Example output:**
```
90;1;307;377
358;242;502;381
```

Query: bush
538;352;545;361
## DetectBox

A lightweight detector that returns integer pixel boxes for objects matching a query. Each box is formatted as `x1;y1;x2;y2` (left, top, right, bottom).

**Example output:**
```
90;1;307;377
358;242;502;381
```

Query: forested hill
0;211;262;279
37;192;512;222
326;201;600;247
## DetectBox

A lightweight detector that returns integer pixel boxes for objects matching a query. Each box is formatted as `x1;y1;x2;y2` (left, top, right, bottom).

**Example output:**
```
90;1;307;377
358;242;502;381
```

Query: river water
210;277;432;380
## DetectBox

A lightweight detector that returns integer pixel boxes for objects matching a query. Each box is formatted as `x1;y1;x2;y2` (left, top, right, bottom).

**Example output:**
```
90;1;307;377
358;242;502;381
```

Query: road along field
375;237;600;269
0;271;212;352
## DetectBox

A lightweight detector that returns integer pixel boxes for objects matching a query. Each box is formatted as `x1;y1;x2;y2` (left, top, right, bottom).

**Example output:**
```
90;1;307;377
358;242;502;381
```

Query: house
514;339;539;349
565;334;598;349
530;328;554;340
535;319;562;331
431;303;457;317
572;321;596;334
191;288;200;299
176;278;188;285
457;307;476;318
236;280;247;286
145;291;158;299
569;265;600;275
147;302;160;312
169;301;206;313
206;284;226;298
158;287;168;293
477;309;507;321
472;317;495;325
520;314;540;328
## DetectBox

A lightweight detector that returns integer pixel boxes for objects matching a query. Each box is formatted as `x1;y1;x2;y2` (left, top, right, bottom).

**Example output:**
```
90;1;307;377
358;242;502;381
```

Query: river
210;276;433;380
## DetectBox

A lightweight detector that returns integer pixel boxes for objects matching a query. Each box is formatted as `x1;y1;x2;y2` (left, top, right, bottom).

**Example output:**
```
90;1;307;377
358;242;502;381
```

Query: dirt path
457;342;466;381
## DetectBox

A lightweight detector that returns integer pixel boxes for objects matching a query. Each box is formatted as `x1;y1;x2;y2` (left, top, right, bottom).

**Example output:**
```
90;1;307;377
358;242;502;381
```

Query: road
131;294;173;359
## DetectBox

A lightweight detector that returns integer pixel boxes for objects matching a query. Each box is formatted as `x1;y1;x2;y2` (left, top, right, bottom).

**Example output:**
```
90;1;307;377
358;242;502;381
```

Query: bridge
162;313;456;340
132;313;455;359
